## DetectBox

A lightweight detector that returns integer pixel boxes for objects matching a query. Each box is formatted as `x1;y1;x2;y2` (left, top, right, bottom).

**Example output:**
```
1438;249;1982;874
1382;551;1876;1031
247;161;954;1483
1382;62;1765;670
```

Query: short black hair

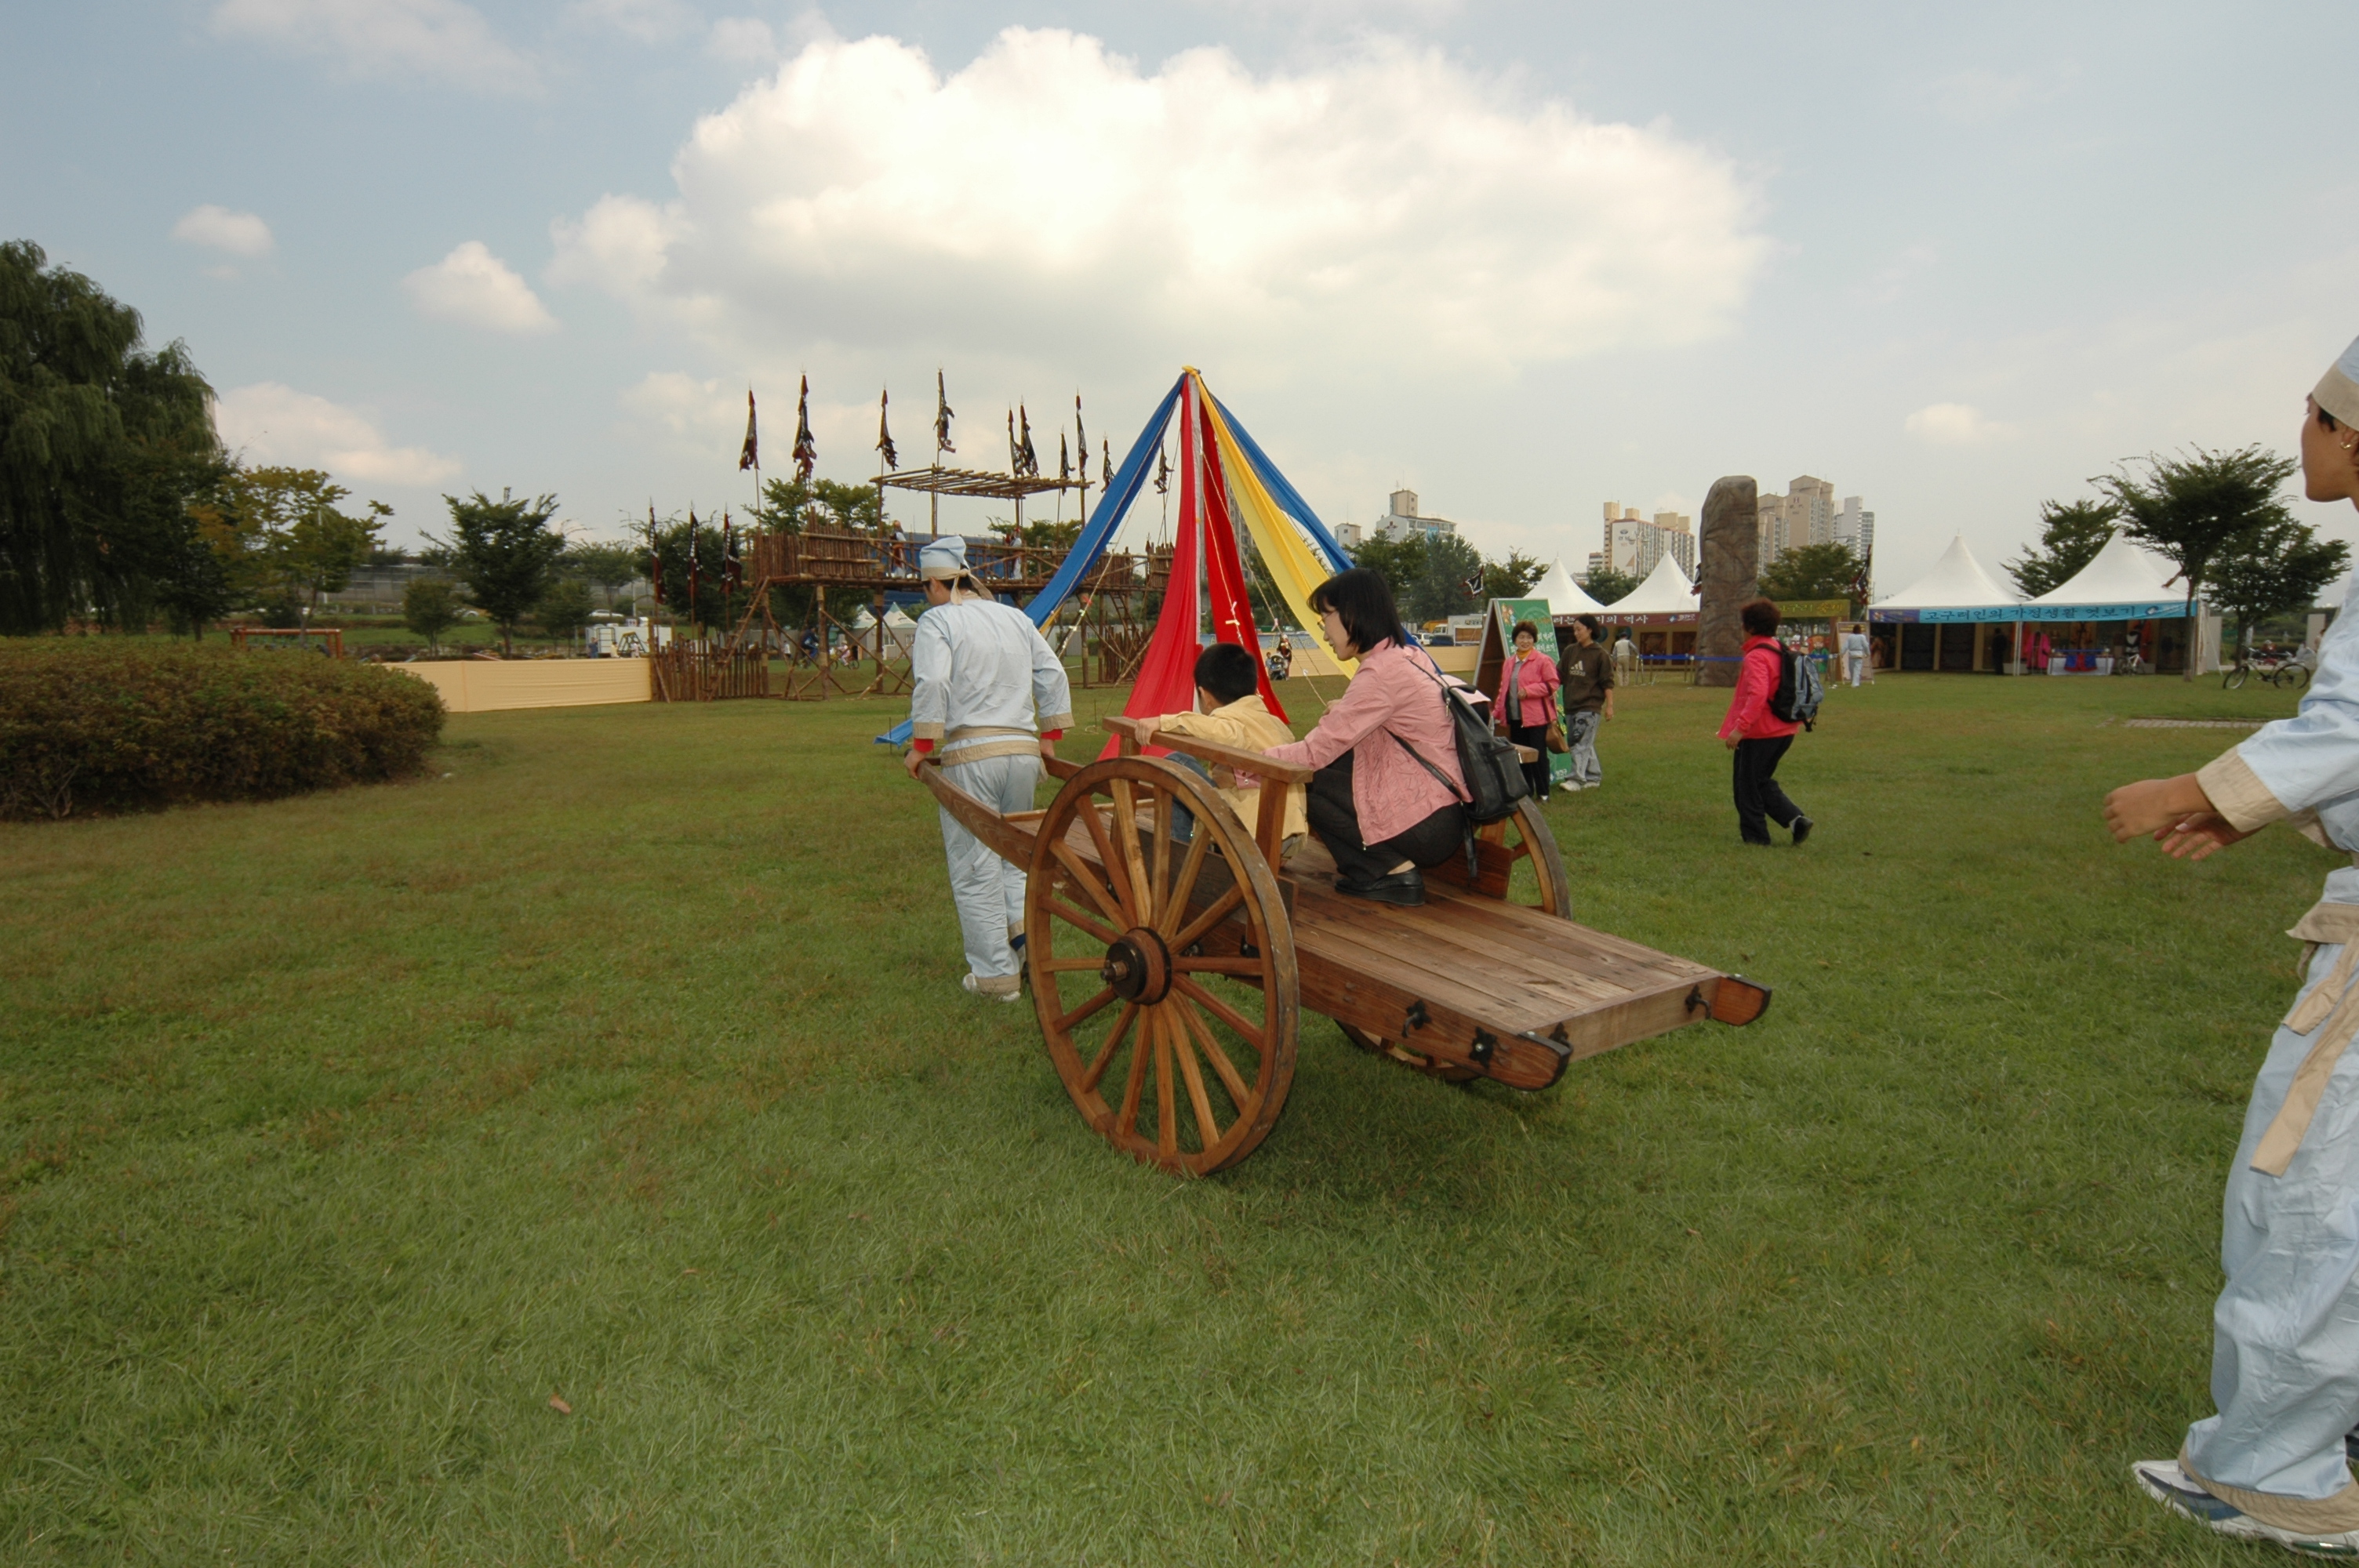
1193;641;1260;705
1307;567;1408;655
1576;613;1601;637
1740;597;1781;637
1512;619;1539;643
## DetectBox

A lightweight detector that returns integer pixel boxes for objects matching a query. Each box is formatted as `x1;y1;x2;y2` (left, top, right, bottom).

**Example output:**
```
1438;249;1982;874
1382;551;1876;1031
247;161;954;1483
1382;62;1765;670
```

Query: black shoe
1337;869;1425;906
1790;816;1814;845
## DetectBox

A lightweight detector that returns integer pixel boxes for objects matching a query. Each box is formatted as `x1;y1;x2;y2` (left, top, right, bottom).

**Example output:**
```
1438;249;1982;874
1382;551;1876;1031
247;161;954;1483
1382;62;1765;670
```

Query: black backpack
1767;644;1824;731
1391;650;1531;826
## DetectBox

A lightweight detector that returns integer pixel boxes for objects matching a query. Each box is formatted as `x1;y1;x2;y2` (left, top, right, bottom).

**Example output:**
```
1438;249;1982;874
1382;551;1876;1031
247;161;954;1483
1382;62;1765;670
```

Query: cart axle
1102;927;1176;1005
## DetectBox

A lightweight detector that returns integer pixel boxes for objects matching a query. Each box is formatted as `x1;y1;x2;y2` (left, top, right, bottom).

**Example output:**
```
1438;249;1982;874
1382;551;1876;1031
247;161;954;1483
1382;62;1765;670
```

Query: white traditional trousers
936;753;1040;982
1844;654;1866;688
2183;931;2359;1515
1566;710;1602;788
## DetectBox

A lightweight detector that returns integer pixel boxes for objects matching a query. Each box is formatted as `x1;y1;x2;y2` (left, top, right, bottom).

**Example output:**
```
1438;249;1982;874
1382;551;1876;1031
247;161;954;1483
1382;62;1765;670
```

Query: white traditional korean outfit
908;595;1074;985
2177;576;2359;1531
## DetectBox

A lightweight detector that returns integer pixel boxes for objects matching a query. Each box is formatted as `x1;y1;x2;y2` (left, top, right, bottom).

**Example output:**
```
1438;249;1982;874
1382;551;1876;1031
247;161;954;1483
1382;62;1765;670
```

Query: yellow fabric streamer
1194;373;1358;679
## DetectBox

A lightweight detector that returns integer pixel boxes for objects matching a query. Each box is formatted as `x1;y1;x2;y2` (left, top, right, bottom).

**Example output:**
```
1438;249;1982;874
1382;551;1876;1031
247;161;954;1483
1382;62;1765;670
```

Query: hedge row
0;641;446;821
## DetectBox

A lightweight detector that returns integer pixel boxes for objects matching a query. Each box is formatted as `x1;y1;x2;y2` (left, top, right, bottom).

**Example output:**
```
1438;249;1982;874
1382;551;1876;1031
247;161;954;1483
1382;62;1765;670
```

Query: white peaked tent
1873;535;2018;613
1611;552;1699;616
2021;532;2186;617
1532;559;1605;615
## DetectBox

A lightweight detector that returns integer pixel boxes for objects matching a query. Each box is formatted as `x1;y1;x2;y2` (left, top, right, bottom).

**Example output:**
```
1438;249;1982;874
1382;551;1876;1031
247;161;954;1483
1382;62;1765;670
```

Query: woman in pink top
1261;568;1470;906
1716;597;1812;847
1495;619;1562;802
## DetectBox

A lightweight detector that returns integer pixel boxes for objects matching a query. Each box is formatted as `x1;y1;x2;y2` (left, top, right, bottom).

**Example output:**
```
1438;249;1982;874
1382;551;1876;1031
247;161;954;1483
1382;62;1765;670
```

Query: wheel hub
1101;927;1174;1004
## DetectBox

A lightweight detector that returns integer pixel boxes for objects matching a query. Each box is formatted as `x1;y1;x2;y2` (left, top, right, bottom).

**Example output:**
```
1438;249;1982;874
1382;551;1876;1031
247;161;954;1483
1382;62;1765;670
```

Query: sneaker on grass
2133;1460;2359;1558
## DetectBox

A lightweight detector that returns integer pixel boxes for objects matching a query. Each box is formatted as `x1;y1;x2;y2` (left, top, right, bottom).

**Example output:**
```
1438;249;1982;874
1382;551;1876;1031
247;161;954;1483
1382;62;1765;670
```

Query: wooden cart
922;717;1769;1175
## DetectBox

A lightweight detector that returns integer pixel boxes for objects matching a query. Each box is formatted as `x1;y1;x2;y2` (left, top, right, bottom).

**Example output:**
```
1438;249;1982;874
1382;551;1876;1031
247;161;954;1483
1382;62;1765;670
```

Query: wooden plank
1101;715;1316;787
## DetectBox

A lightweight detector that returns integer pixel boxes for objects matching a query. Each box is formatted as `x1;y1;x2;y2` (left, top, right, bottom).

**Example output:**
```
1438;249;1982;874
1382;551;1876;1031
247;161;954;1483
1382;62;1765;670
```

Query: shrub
0;641;446;821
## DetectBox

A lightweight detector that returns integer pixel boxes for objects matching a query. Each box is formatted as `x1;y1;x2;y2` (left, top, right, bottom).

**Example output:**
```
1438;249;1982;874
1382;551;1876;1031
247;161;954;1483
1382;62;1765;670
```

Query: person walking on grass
1717;597;1812;847
1841;625;1870;688
901;536;1074;1004
2106;336;2359;1559
1558;614;1616;789
1495;619;1561;801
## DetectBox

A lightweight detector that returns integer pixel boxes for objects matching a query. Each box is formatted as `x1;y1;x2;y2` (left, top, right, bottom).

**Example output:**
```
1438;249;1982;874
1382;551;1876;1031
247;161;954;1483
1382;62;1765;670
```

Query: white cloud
548;27;1768;381
214;383;461;485
210;0;539;94
402;241;558;333
172;205;275;258
707;16;778;63
1906;401;2016;445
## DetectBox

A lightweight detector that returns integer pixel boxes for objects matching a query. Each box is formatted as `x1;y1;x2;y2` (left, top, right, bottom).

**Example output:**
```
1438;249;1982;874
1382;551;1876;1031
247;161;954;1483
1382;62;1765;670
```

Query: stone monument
1696;476;1758;688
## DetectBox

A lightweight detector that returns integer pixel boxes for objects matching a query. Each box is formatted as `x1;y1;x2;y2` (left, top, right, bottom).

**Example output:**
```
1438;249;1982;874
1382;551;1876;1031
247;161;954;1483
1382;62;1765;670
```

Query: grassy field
0;667;2333;1563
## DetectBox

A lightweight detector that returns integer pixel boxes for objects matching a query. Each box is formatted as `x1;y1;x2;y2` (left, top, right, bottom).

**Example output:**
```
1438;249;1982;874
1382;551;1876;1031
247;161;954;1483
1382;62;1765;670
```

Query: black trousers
1307;751;1468;884
1732;735;1801;844
1507;720;1551;800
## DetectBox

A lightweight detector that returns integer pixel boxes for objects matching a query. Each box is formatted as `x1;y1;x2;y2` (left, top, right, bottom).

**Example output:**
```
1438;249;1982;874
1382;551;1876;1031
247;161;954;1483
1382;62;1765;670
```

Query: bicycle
2223;654;2313;691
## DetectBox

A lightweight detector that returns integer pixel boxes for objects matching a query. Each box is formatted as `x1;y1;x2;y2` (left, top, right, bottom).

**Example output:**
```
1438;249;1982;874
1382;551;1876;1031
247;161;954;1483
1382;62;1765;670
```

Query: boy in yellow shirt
1135;642;1307;855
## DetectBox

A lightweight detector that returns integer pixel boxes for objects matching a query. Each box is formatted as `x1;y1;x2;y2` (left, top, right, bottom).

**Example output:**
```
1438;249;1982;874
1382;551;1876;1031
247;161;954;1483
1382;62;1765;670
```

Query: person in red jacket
1717;597;1814;847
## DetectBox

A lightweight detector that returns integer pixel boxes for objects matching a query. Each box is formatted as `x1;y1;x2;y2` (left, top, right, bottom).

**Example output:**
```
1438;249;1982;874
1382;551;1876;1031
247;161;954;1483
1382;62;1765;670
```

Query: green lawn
0;669;2331;1563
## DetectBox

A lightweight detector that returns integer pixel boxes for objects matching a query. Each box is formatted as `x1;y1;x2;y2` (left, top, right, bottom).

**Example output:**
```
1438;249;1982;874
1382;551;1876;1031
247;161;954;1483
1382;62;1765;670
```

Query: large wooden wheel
1340;797;1572;1081
1025;756;1299;1176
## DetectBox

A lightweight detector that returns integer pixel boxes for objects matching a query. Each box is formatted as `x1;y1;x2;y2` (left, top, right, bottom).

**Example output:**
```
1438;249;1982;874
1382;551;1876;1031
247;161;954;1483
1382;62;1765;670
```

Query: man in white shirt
1840;626;1870;688
902;536;1074;1001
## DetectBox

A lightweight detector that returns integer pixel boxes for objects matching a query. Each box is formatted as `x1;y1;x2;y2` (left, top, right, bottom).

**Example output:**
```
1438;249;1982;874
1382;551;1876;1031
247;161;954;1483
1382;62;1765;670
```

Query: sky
5;0;2357;593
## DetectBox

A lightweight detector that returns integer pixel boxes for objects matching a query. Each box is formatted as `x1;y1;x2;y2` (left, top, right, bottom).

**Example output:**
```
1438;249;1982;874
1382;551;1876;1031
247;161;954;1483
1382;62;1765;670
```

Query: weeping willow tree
0;240;229;634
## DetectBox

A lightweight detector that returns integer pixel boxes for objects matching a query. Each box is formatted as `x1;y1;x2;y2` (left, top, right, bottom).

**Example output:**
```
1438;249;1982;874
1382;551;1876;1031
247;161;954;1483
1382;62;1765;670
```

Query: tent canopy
1608;553;1699;617
1871;535;2018;622
1532;559;1605;615
2019;532;2197;622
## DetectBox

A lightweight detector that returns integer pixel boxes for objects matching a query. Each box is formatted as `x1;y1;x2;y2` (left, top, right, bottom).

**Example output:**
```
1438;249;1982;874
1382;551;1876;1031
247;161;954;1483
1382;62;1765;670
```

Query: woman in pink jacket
1495;619;1562;802
1717;597;1813;847
1261;568;1470;906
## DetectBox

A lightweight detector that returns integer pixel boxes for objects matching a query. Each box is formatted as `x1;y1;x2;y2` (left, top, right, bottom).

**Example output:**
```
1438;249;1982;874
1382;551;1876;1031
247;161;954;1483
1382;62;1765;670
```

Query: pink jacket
1496;649;1561;728
1718;637;1800;740
1263;640;1468;844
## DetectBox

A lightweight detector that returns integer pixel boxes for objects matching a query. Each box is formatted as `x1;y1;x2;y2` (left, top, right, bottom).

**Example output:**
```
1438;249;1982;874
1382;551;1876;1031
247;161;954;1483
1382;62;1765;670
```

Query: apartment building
1757;476;1872;565
1595;502;1695;579
1372;488;1458;543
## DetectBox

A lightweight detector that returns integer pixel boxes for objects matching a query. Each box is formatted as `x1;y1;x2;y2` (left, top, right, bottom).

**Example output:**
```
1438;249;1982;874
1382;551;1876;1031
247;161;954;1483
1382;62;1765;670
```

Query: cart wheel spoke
1050;839;1126;928
1149;776;1174;924
1160;815;1212;931
1108;779;1155;930
1079;797;1141;924
1168;884;1245;953
1170;975;1267;1054
1045;898;1121;949
1080;1001;1140;1094
1173;993;1256;1114
1153;1011;1178;1156
1169;1011;1224;1151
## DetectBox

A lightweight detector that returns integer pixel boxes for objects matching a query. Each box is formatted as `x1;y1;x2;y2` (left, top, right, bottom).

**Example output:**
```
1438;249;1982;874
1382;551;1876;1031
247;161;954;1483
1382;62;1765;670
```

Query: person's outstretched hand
2153;811;2255;862
2103;775;2219;845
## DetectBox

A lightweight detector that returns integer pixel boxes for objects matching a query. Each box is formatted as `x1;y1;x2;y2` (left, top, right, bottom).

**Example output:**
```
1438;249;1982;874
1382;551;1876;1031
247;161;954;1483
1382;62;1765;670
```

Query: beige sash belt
940;724;1039;767
2252;901;2359;1176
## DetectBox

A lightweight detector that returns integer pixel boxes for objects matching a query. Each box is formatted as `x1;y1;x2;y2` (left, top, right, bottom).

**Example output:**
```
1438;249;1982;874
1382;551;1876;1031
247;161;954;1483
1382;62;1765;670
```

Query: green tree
648;517;732;633
1759;542;1865;603
1481;550;1547;603
0;240;226;635
565;540;642;608
205;466;387;616
2099;445;2298;681
2005;498;2121;598
402;577;460;652
434;489;566;654
752;476;881;535
1348;534;1425;606
2208;521;2350;661
536;579;595;644
1581;564;1640;607
1407;532;1486;623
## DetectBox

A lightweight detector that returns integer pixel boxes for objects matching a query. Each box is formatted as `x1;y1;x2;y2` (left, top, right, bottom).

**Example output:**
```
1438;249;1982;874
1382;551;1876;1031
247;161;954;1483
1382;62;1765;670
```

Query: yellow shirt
1158;694;1308;841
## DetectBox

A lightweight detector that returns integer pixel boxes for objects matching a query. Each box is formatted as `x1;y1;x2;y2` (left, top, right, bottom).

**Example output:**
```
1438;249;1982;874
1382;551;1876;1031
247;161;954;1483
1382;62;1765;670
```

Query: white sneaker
961;974;1023;1004
2132;1460;2359;1557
